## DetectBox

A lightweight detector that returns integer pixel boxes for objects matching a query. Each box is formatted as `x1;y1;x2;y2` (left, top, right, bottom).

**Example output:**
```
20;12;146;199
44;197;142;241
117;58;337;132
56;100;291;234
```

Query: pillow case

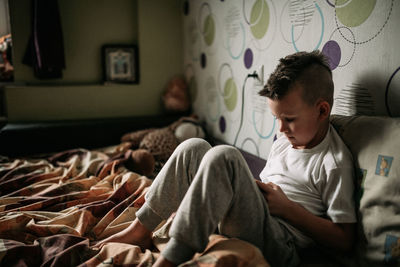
331;115;400;265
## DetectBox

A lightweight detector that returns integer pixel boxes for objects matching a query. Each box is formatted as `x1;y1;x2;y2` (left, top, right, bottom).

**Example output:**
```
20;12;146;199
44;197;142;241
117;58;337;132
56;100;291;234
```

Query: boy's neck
298;120;330;149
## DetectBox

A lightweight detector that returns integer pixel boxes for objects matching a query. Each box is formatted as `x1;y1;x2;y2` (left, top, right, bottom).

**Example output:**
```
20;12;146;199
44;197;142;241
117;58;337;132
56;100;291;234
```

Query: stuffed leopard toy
121;116;205;163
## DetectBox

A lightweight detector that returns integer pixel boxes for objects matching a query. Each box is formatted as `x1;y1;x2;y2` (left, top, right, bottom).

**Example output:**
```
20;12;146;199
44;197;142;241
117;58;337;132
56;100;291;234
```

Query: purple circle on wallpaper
219;116;226;133
322;40;341;70
244;48;253;69
200;53;207;69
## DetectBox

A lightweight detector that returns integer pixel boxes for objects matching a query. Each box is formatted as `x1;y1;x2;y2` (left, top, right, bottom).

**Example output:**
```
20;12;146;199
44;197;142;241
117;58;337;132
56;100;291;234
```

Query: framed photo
102;45;139;84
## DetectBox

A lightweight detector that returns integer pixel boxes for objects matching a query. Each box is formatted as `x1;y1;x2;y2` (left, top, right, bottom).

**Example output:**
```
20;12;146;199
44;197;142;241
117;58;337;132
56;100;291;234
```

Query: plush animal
124;149;155;177
120;116;205;176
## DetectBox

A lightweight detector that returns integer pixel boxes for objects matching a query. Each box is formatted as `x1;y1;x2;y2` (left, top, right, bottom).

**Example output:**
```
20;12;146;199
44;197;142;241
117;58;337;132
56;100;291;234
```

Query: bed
0;115;269;266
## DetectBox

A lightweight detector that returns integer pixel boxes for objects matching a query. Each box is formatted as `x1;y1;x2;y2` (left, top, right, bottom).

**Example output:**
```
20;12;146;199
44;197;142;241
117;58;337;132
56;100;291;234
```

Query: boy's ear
317;100;330;120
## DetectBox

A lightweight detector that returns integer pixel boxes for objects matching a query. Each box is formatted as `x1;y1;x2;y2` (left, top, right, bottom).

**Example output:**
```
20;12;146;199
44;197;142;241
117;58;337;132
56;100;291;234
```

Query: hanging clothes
23;0;65;79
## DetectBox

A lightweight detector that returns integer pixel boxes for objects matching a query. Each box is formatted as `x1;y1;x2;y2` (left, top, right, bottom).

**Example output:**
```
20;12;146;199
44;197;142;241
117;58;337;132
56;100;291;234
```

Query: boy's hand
256;181;356;253
255;180;293;218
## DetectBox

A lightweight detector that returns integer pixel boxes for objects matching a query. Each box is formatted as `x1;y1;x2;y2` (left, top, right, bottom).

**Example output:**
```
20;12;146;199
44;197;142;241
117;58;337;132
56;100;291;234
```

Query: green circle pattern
203;15;215;46
223;78;238;111
336;0;376;27
250;0;270;40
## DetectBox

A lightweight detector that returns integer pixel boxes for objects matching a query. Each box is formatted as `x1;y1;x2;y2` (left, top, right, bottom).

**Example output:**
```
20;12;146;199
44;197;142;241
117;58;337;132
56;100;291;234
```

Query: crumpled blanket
0;147;269;266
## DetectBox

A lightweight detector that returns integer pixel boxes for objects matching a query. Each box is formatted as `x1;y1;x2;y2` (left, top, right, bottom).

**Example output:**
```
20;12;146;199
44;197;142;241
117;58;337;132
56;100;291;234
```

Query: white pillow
331;115;400;265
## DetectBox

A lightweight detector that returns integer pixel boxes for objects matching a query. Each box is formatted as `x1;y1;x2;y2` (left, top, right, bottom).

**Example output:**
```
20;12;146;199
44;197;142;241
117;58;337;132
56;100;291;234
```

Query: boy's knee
204;145;241;163
176;138;211;153
201;145;249;185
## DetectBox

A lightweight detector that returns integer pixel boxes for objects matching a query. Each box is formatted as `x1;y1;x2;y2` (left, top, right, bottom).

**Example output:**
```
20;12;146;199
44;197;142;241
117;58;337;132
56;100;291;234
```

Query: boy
97;51;357;266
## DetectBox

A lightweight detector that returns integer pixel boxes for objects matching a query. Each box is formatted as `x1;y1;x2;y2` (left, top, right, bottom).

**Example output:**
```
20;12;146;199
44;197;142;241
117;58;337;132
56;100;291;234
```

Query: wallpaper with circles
182;0;400;159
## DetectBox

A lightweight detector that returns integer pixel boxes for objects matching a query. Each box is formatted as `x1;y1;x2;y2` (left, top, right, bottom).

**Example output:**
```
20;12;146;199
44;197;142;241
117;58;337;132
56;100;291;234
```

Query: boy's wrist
283;200;301;222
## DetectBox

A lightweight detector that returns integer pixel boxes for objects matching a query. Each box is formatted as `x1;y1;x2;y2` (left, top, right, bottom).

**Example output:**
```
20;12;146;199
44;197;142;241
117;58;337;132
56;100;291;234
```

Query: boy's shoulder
270;125;353;166
327;124;354;166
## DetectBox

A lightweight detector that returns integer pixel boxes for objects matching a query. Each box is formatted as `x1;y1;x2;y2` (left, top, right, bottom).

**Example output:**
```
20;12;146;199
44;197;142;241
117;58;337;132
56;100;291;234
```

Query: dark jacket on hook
23;0;65;79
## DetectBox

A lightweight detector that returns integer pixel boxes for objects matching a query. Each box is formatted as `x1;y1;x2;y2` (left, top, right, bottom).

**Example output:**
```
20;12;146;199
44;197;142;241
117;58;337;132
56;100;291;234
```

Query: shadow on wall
334;71;398;117
361;70;400;117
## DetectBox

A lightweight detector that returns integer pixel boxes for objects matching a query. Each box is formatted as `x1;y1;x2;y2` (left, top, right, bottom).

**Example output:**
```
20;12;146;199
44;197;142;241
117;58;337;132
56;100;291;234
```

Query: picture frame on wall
102;45;139;84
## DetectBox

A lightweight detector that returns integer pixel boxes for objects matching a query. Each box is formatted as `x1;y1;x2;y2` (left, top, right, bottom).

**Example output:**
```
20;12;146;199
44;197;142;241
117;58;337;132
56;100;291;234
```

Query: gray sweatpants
136;138;299;266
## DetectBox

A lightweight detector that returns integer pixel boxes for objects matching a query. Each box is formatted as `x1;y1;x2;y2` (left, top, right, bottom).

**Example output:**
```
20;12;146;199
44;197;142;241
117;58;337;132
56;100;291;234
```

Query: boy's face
267;84;328;149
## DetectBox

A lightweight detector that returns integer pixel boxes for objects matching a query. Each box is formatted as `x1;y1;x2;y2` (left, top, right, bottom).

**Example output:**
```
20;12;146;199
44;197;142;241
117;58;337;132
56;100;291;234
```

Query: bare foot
153;255;176;267
136;233;153;251
92;218;153;251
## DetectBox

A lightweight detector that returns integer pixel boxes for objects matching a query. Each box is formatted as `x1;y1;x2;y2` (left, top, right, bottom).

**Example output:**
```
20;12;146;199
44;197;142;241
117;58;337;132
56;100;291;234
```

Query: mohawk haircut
258;50;334;107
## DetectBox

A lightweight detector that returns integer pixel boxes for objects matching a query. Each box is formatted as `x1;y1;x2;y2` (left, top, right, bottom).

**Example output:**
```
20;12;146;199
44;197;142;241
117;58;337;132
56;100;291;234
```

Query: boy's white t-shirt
259;124;357;247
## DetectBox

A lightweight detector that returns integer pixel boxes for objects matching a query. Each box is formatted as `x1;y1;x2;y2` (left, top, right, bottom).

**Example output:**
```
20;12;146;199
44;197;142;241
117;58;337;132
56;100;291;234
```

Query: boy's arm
255;180;356;253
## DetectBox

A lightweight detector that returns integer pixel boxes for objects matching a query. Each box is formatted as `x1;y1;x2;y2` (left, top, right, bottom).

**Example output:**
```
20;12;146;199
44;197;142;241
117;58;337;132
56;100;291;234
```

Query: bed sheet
0;145;269;266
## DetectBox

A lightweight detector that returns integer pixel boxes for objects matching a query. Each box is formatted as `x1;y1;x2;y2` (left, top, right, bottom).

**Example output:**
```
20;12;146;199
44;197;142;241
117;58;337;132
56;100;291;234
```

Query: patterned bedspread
0;146;269;266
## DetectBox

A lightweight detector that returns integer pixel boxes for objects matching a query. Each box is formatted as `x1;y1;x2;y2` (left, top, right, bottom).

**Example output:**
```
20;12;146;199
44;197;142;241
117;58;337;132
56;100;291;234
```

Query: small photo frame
102;45;139;84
